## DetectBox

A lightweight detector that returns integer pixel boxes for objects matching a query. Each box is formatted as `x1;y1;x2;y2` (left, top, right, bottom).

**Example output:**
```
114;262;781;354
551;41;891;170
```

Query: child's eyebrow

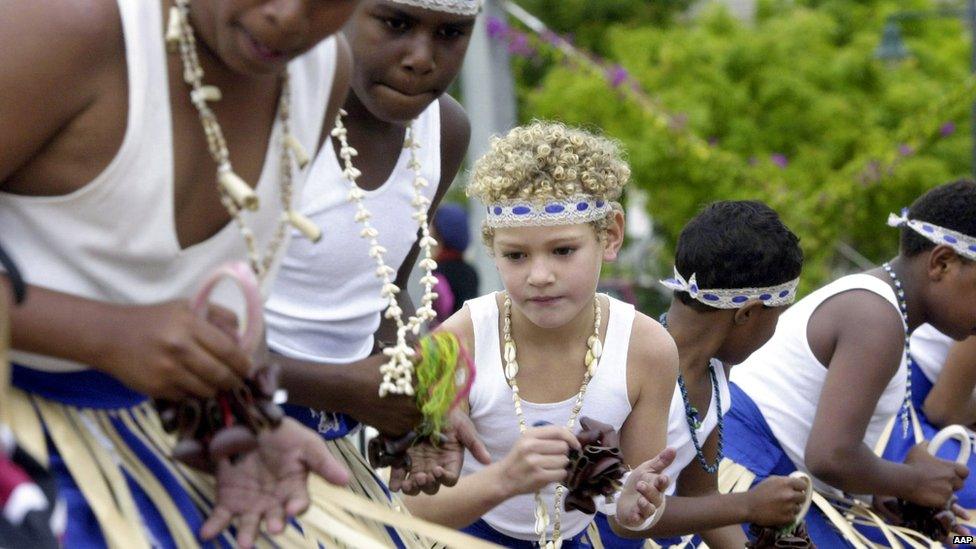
372;5;419;24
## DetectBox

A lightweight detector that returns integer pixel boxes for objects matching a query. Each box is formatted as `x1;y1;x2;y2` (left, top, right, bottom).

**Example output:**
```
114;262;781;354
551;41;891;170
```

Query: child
403;121;679;548
589;200;811;548
723;180;976;546
881;325;976;511
0;1;356;546
431;202;480;319
264;0;490;522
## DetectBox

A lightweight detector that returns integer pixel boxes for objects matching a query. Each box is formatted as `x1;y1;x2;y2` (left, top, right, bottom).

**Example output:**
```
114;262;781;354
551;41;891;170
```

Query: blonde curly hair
467;121;630;248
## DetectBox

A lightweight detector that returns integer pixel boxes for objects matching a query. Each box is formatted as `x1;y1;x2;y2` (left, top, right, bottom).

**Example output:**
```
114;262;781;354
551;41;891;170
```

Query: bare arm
804;289;965;508
924;336;976;427
642;432;750;545
804;290;918;495
609;315;678;535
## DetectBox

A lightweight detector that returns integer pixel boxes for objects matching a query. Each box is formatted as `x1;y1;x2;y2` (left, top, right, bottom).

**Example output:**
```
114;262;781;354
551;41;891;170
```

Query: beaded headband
388;0;482;15
484;194;613;228
660;267;799;309
887;208;976;261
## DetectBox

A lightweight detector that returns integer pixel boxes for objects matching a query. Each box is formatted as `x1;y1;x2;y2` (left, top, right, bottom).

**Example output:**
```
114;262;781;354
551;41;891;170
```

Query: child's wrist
737;490;757;523
483;462;519;504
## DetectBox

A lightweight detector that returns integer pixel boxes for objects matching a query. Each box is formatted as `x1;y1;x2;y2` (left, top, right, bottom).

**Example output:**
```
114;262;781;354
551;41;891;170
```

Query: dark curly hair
901;180;976;257
674;201;803;309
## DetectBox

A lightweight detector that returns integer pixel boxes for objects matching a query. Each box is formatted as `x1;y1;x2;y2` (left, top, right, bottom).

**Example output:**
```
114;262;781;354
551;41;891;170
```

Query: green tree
508;0;975;293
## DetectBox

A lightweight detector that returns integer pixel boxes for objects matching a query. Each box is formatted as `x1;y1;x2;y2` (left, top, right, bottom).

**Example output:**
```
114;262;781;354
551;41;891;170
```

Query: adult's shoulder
1;0;123;181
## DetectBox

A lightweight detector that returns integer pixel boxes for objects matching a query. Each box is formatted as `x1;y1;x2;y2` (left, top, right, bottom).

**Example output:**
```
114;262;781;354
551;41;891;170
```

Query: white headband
887;209;976;261
660;267;799;309
388;0;482;15
484;194;613;228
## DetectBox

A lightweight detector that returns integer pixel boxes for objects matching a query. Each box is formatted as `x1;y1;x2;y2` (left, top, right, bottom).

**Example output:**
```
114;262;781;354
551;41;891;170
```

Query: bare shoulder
437;94;471;186
627;311;679;397
1;0;121;92
808;286;904;370
435;302;476;357
1;0;123;181
323;34;353;135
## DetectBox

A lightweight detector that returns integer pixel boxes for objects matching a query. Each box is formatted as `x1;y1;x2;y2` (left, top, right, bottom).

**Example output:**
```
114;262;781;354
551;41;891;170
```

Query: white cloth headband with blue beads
660;267;799;309
388;0;483;15
887;209;976;261
484;194;613;228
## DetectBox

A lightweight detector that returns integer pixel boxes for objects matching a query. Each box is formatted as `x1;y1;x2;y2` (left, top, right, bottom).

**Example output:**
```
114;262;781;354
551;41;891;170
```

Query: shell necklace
330;113;438;396
503;293;603;549
167;0;321;282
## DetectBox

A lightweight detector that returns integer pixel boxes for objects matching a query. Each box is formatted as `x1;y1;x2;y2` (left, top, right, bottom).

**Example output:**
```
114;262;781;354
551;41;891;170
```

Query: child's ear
732;300;764;325
926;244;961;282
602;210;625;262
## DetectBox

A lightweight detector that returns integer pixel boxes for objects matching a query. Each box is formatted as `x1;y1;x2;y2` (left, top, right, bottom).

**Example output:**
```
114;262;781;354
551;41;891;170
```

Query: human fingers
525;425;581;450
235;510;261;549
454;412;491;465
264;502;286;535
301;429;349;487
194;316;253;379
205;304;240;342
199;506;233;541
637;448;677;475
175;369;218;399
388;465;407;493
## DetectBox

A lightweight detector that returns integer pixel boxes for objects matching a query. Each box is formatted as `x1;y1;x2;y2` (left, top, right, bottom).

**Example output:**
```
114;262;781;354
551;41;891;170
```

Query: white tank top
264;102;441;363
663;358;731;495
911;324;954;385
730;274;908;495
0;0;336;372
461;292;634;541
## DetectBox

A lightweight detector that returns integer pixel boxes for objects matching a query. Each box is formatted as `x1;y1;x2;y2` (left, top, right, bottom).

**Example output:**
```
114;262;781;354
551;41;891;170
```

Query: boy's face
719;304;786;365
191;0;360;76
926;251;976;341
343;0;475;122
492;220;620;330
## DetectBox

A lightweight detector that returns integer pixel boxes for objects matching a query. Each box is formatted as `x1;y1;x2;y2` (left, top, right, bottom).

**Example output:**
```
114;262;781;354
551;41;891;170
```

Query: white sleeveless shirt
0;0;337;372
663;359;731;495
265;102;441;363
911;324;954;385
730;274;908;495
461;293;634;541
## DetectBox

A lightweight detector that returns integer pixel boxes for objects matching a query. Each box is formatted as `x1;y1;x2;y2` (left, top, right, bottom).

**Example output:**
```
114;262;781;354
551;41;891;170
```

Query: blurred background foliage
491;0;976;306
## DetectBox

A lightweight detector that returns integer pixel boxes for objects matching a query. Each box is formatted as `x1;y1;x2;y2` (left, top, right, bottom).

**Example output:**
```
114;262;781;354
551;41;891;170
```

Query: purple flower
541;30;562;46
898;144;915;157
940;122;956;137
486;16;508;39
607;65;628;88
506;33;534;57
770;153;789;168
707;137;719;146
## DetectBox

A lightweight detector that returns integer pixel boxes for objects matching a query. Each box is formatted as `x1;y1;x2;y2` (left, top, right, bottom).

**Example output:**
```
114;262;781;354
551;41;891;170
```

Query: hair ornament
388;0;482;15
485;194;612;228
661;267;799;309
887;208;976;261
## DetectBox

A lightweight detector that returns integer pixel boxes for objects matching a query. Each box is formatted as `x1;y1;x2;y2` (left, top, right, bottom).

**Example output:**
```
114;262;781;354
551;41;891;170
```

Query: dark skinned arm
924;336;976;427
804;289;965;507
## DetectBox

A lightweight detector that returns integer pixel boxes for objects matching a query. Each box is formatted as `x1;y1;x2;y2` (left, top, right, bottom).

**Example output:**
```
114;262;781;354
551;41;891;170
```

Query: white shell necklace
168;0;321;282
330;113;439;396
503;293;603;549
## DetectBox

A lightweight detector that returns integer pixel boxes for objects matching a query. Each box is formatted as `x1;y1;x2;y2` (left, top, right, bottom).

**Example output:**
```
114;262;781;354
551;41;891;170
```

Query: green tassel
413;332;464;441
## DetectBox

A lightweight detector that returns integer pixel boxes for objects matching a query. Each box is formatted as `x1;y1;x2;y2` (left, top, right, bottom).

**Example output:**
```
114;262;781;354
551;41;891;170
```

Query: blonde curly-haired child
404;121;678;548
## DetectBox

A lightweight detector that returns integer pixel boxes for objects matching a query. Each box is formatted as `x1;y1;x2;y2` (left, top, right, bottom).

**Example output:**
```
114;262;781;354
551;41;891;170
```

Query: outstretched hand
200;417;349;548
388;409;491;495
615;447;676;529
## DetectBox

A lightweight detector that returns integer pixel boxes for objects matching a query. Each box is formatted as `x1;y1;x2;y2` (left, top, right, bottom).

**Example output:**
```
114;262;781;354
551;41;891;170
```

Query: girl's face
343;0;476;122
718;303;786;365
190;0;360;76
493;218;622;331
